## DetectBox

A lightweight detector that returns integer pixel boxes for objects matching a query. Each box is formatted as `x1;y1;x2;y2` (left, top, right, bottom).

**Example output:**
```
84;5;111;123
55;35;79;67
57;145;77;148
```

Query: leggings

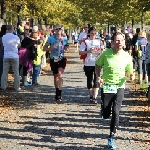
101;88;124;134
84;66;98;89
19;65;28;76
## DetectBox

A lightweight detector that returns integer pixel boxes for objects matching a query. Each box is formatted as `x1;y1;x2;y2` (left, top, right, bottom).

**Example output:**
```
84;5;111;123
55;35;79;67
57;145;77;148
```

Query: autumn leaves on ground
0;63;50;114
0;58;150;146
128;83;150;145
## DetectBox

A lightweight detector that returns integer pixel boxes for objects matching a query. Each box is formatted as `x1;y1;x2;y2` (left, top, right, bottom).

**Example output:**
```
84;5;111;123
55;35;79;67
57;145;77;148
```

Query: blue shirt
47;35;67;59
96;32;100;39
63;36;68;44
73;34;79;42
136;37;148;60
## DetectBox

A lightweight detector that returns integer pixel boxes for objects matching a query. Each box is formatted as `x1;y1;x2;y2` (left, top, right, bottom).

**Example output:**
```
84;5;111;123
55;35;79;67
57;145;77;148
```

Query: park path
0;45;149;150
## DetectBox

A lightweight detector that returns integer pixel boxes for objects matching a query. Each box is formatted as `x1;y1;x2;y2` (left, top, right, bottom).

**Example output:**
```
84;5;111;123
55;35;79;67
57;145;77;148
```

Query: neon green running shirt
95;48;133;88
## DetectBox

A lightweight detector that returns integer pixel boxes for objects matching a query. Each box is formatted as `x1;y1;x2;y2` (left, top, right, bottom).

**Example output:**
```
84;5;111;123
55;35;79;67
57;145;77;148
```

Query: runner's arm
79;40;82;44
43;42;56;51
79;41;94;55
95;65;103;86
125;55;134;80
95;52;105;78
100;40;104;52
95;64;102;78
78;33;84;44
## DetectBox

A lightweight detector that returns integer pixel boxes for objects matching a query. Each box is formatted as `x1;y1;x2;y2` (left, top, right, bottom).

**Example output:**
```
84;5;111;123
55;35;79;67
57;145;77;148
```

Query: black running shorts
50;58;67;74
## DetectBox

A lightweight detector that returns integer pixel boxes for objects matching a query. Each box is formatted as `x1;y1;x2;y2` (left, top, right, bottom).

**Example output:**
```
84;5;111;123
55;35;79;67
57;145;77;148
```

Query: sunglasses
84;27;88;28
25;29;29;30
55;28;62;30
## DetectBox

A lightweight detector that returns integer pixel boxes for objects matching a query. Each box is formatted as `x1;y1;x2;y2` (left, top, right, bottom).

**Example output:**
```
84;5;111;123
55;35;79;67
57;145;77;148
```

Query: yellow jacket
33;36;48;65
33;45;43;65
19;25;24;33
41;36;48;54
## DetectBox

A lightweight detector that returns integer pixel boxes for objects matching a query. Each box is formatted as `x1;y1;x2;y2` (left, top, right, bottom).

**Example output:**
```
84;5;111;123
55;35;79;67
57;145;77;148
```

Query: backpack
80;39;87;60
138;38;148;59
29;44;38;61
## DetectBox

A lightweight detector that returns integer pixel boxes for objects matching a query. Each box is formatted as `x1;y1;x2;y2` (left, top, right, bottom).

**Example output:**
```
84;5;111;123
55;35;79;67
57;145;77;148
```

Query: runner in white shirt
78;24;88;44
79;24;89;64
71;31;75;44
79;27;103;104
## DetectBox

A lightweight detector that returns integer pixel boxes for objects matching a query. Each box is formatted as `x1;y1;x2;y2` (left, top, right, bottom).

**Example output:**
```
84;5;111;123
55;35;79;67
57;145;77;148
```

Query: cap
54;24;62;29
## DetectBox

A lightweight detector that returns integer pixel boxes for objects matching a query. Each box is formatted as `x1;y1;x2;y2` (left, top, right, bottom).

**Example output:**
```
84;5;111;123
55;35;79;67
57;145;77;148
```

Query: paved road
0;46;149;150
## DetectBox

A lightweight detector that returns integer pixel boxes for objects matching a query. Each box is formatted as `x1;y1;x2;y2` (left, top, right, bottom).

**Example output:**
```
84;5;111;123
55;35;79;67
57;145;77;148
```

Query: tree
4;0;150;28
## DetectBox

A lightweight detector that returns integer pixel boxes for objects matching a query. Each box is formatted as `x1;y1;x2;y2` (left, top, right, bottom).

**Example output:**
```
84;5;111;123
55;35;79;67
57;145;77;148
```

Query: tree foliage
3;0;150;28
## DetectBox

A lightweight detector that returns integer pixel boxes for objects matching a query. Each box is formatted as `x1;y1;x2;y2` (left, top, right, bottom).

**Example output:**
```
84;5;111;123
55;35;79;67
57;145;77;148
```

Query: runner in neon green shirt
95;48;133;88
95;32;133;149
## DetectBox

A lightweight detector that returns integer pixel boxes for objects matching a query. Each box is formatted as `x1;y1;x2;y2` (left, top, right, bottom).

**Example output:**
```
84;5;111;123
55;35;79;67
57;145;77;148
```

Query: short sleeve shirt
79;38;101;66
78;32;87;41
95;49;133;88
47;35;66;59
135;37;148;60
2;33;20;58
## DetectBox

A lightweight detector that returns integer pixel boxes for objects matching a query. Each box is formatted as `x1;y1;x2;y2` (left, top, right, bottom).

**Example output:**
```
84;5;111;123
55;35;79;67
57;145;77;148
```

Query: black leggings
84;66;98;89
19;65;28;76
101;88;124;134
132;48;137;70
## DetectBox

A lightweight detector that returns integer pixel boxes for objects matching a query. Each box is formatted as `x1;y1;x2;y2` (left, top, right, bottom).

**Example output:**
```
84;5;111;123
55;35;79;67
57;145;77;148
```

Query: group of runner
1;19;149;149
43;23;136;149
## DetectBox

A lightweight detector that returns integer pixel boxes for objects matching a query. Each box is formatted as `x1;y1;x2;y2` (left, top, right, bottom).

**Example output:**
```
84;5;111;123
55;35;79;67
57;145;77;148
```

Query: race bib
53;56;59;62
102;84;117;93
53;55;63;62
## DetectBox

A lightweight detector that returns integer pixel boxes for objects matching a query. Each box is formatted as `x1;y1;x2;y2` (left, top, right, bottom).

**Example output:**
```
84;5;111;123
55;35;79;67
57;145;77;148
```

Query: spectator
19;37;34;86
1;25;21;90
17;21;26;35
135;30;148;84
0;25;7;87
19;25;30;42
32;39;44;85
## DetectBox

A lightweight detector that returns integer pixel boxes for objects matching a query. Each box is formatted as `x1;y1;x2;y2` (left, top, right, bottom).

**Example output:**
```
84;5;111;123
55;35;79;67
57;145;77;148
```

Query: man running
95;32;133;149
43;24;68;102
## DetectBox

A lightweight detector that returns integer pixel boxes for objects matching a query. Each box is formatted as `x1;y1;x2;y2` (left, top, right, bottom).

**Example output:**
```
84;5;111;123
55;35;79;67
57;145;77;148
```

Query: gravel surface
0;46;149;150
